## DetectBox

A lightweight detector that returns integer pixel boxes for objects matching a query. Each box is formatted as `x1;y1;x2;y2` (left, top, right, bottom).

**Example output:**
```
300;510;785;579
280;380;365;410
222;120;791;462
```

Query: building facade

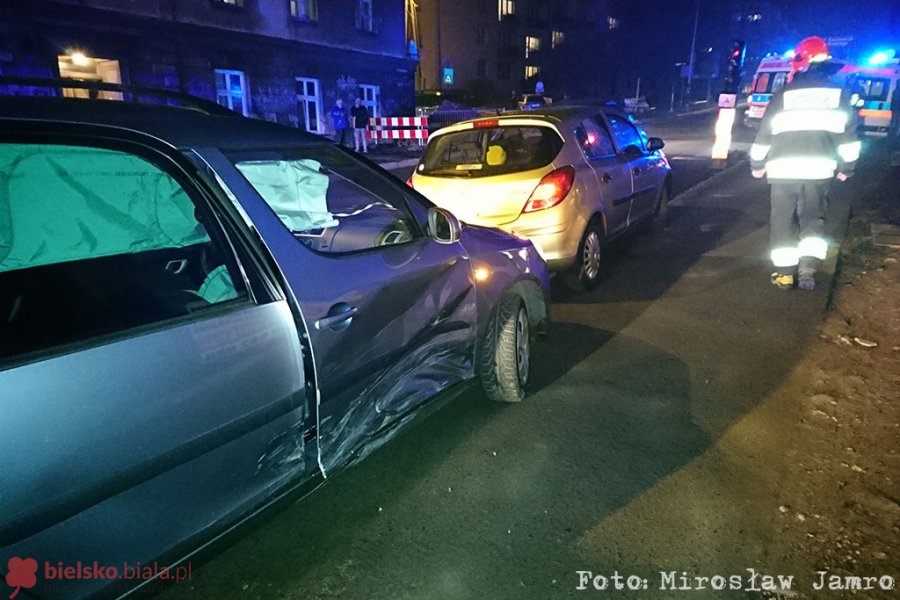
0;0;417;133
416;0;609;104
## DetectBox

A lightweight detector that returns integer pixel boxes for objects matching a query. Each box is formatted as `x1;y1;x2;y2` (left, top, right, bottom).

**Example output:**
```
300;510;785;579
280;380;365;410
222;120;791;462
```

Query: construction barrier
367;117;429;144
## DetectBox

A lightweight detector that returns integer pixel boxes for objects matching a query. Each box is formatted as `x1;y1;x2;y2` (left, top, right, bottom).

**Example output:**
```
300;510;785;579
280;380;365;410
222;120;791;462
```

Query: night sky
603;0;899;105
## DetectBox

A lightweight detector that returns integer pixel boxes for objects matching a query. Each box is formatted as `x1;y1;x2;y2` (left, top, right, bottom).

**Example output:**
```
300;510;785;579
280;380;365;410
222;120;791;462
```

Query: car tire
480;292;529;403
562;219;604;292
650;182;670;232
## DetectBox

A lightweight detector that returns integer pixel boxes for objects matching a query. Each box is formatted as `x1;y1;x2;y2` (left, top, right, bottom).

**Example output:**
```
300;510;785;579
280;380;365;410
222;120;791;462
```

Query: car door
574;116;633;236
0;132;309;599
602;112;660;223
203;145;479;473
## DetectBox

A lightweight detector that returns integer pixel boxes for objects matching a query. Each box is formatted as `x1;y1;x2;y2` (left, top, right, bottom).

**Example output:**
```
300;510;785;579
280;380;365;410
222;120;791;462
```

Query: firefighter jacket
751;67;861;182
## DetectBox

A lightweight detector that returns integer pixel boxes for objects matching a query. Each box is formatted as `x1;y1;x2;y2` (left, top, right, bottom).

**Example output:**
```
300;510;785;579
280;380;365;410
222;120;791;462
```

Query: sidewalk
356;141;423;171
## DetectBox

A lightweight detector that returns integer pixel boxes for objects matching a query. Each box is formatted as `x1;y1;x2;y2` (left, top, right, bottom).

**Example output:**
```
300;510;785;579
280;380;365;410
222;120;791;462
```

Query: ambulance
844;57;899;137
743;55;792;128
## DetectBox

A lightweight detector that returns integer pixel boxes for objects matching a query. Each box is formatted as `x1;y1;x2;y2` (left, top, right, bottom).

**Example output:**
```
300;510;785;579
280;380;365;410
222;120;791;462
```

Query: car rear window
417;125;563;178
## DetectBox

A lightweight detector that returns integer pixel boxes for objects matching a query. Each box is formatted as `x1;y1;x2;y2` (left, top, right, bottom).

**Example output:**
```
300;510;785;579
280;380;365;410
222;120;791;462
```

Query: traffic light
723;40;746;94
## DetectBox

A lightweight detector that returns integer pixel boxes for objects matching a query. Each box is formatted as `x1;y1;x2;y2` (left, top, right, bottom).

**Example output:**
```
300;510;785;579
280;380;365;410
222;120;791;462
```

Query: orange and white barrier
367;117;429;143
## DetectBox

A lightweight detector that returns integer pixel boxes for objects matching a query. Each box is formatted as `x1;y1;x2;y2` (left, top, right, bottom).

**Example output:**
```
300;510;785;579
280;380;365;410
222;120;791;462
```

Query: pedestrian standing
330;98;349;146
350;97;370;153
750;36;861;291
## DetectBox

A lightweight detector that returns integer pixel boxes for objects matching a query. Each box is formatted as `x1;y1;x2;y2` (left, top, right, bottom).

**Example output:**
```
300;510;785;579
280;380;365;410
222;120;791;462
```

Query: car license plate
748;105;765;118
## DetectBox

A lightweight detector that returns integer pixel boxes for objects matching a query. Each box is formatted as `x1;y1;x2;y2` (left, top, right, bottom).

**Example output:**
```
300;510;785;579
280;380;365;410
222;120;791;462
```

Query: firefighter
750;36;861;290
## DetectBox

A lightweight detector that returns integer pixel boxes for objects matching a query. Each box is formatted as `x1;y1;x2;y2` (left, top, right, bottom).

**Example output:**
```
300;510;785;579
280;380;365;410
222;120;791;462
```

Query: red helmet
791;36;831;75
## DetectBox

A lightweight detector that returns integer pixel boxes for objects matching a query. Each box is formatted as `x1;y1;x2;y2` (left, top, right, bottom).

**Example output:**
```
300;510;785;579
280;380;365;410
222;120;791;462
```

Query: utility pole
435;0;442;90
685;0;700;103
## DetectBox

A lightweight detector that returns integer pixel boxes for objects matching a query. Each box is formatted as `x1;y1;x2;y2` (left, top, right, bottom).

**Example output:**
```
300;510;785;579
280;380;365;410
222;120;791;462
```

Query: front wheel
562;219;604;292
480;293;529;403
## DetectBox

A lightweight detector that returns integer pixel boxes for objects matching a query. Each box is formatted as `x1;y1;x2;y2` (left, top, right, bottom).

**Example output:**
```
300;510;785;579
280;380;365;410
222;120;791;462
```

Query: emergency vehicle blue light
783;50;795;58
867;50;895;66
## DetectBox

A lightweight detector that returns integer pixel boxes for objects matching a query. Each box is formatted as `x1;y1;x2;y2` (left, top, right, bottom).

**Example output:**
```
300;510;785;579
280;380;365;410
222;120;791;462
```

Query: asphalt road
159;113;858;599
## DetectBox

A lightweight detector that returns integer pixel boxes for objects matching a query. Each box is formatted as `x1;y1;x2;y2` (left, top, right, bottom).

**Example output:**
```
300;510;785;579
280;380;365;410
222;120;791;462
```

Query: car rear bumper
506;214;584;271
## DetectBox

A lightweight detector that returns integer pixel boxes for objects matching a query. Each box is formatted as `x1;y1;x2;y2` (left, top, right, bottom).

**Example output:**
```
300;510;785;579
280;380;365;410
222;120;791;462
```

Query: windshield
417;125;563;178
753;71;788;94
848;75;891;102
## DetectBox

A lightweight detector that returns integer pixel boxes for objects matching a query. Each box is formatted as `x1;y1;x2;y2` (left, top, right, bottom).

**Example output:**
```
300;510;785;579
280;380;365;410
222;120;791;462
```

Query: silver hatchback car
410;106;672;290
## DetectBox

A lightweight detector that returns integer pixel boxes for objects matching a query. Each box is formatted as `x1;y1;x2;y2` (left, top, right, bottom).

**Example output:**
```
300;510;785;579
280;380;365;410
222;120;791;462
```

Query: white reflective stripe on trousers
750;143;770;161
765;157;837;180
798;236;828;260
771;246;800;267
838;141;862;163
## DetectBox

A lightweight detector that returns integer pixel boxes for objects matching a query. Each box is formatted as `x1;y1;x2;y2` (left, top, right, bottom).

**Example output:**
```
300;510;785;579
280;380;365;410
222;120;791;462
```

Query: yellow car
410;106;672;290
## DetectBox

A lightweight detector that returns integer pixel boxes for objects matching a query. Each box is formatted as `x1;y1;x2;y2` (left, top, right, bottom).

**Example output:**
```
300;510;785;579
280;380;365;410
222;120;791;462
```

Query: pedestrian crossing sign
443;68;454;85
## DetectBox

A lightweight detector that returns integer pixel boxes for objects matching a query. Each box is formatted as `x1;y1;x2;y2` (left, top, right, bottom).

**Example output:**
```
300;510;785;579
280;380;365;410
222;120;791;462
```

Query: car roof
0;95;328;150
432;105;631;136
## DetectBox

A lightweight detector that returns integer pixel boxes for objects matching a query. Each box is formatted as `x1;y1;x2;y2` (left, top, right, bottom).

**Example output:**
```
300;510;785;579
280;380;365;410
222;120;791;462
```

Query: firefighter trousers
769;180;830;276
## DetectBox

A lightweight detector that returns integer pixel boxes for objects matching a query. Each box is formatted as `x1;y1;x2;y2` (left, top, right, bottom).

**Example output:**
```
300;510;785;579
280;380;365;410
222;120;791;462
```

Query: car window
417;125;563;178
230;146;420;254
0;142;248;362
574;117;615;159
605;114;646;153
771;72;788;94
755;73;771;93
848;75;891;101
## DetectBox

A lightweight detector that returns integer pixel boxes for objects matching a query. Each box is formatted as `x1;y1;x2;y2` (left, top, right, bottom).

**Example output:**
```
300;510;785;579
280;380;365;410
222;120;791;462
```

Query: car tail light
522;166;575;213
406;176;414;188
473;119;500;129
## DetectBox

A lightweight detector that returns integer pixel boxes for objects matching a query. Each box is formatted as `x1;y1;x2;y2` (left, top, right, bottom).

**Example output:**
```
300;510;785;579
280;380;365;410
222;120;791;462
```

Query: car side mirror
647;137;665;151
427;206;461;244
622;144;644;159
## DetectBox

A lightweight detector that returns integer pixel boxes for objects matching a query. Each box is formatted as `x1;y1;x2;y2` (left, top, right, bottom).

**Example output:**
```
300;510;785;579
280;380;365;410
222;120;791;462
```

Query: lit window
214;0;244;6
291;0;318;21
215;69;250;116
607;16;620;29
525;65;540;79
551;30;564;48
525;36;541;58
748;13;762;22
356;0;374;32
498;0;515;20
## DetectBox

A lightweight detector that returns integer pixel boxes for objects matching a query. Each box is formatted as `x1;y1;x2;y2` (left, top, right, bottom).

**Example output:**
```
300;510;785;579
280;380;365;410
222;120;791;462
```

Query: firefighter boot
770;272;794;290
798;257;820;291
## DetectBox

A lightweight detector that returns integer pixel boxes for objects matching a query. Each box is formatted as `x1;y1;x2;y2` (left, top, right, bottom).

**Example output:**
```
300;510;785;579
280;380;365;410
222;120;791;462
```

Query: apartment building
416;0;609;103
0;0;417;133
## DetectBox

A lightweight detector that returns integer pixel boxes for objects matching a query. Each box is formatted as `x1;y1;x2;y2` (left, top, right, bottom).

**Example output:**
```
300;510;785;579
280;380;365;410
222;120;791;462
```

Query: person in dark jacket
350;97;370;153
750;37;861;290
330;99;349;146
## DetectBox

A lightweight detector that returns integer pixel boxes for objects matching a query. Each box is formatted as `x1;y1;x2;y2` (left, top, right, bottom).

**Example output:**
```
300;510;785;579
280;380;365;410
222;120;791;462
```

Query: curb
669;156;750;205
